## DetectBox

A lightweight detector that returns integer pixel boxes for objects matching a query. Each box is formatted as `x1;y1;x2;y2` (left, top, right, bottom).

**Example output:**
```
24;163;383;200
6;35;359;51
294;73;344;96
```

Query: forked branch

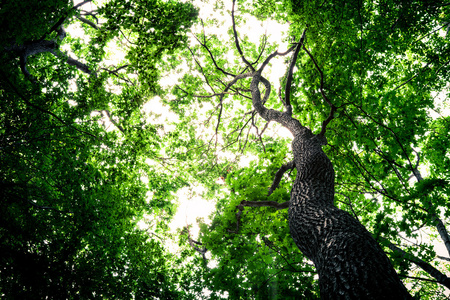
302;45;336;136
284;29;307;115
231;0;255;71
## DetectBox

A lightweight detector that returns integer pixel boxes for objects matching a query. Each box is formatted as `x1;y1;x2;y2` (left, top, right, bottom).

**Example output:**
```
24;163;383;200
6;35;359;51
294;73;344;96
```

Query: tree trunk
288;129;412;299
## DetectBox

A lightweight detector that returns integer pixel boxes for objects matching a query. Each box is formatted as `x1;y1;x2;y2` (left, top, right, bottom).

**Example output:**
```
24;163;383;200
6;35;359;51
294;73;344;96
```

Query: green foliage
167;0;450;298
0;0;71;45
2;0;450;298
98;0;198;92
192;142;320;298
0;0;198;298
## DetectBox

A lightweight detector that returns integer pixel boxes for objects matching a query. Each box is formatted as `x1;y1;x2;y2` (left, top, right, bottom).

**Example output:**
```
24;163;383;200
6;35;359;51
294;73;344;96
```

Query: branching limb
49;49;93;75
387;241;450;289
250;34;268;66
251;71;301;134
94;110;125;133
437;255;450;262
100;65;132;84
228;204;245;233
403;150;450;256
186;45;217;93
19;56;37;84
193;31;235;77
76;15;99;30
186;226;208;260
213;72;254;142
6;39;57;81
268;160;295;196
258;45;297;74
284;29;307;115
231;0;255;72
302;45;337;136
408;149;423;182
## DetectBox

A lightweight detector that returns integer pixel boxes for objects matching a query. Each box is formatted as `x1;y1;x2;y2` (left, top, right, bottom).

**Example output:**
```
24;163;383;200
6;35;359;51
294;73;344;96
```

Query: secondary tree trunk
288;128;412;299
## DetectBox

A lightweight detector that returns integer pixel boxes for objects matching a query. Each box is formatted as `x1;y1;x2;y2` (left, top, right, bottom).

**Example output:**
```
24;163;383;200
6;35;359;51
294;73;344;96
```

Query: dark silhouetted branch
302;45;336;136
231;0;254;71
387;242;450;289
268;160;295;196
284;29;307;115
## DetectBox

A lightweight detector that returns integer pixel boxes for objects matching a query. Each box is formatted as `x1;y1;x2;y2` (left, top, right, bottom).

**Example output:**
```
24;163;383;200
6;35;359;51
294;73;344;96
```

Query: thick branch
268;160;295;196
437;255;450;262
50;49;93;75
433;217;450;257
19;56;36;83
186;226;207;260
408;154;450;256
408;150;423;182
251;71;302;135
388;242;450;289
258;46;297;74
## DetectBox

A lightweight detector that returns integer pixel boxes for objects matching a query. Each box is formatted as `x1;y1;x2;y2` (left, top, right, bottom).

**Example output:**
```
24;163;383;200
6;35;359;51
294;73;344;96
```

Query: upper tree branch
231;0;255;72
93;110;125;133
50;49;93;75
302;45;336;136
76;15;99;30
251;71;302;135
185;226;208;260
284;29;307;116
193;32;235;77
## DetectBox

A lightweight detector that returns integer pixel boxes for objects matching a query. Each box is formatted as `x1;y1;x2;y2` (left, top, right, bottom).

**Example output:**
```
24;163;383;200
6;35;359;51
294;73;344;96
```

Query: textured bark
288;130;412;299
248;55;412;298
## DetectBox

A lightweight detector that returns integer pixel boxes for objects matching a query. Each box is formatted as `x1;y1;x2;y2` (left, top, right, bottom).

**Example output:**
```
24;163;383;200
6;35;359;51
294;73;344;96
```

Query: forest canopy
1;0;450;299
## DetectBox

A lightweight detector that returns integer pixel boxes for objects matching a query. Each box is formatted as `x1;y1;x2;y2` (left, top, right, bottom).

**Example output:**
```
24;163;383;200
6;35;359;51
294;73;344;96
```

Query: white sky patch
169;186;216;238
143;96;180;133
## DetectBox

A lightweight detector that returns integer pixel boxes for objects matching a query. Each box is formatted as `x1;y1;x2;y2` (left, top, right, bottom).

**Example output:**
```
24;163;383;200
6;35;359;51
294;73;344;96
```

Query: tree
0;0;198;298
167;0;450;298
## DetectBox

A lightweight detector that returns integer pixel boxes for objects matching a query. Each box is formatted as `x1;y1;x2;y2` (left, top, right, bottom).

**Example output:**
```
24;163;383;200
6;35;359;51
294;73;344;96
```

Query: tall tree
167;0;450;298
